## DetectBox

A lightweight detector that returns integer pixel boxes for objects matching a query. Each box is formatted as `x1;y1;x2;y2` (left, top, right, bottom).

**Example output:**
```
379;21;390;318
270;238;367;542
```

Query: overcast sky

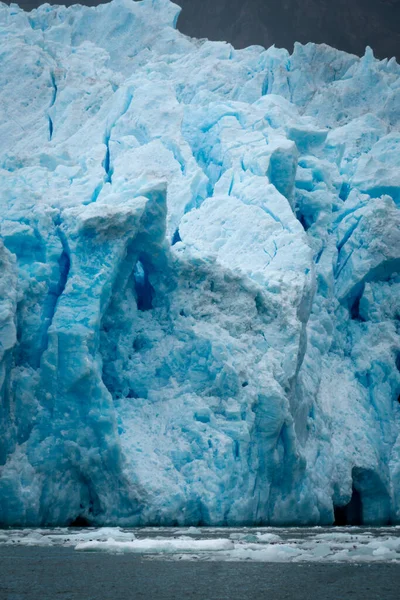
4;0;400;59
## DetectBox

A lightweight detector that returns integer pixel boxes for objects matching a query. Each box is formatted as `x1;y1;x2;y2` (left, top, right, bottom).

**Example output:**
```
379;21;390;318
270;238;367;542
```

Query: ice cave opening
133;258;154;311
334;487;363;526
69;516;92;528
334;467;392;526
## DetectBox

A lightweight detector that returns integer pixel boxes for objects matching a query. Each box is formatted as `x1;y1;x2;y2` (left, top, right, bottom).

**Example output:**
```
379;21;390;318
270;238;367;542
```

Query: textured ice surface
0;0;399;527
1;527;400;563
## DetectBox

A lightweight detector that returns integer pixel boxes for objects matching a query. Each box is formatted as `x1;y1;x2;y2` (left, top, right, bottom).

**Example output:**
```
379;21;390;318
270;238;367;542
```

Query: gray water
0;545;399;600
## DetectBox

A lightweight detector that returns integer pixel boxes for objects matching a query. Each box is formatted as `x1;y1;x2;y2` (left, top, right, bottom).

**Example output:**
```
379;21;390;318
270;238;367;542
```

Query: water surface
1;545;399;600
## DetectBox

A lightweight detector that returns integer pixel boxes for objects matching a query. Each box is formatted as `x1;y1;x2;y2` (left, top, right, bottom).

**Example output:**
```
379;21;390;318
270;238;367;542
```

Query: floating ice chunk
75;538;235;553
0;527;400;562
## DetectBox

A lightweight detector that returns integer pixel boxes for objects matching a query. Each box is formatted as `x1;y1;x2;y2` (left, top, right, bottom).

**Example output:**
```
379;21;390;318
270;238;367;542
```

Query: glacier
0;0;399;527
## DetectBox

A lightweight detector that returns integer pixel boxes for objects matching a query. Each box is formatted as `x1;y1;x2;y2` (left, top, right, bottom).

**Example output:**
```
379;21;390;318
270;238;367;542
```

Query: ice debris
1;527;400;563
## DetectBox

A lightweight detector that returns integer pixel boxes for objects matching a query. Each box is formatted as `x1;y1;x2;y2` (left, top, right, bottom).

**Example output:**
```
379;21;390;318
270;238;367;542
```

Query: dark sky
4;0;400;59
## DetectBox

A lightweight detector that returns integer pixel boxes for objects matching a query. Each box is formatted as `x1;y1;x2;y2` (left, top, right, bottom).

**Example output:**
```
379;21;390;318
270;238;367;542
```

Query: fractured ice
0;0;399;526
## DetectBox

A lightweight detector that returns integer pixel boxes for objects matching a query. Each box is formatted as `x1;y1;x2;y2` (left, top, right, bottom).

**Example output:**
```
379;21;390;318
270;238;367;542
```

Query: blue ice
0;0;399;527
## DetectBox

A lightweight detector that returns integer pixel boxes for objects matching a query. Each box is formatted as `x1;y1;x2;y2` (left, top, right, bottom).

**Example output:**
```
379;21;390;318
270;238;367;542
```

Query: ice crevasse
0;0;400;526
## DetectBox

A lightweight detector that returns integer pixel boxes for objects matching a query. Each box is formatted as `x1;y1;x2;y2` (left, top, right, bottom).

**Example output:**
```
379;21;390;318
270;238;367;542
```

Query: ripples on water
1;526;400;562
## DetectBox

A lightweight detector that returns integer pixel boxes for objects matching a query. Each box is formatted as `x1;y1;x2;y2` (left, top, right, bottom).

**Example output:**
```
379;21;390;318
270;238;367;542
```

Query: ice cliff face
0;0;399;527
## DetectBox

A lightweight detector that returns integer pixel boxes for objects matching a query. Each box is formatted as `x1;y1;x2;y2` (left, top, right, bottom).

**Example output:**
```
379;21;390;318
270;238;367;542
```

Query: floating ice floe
1;528;400;562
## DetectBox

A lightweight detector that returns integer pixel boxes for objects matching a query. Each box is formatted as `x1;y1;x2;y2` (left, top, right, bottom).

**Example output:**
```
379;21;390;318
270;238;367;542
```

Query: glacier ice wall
0;0;399;526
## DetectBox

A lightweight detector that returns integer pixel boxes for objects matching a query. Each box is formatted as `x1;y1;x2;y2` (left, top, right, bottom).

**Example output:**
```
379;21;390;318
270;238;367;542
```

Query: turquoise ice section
0;0;399;526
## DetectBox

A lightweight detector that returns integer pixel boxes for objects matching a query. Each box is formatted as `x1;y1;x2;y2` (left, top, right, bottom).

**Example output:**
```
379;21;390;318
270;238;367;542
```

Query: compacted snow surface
1;527;400;563
0;0;400;527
